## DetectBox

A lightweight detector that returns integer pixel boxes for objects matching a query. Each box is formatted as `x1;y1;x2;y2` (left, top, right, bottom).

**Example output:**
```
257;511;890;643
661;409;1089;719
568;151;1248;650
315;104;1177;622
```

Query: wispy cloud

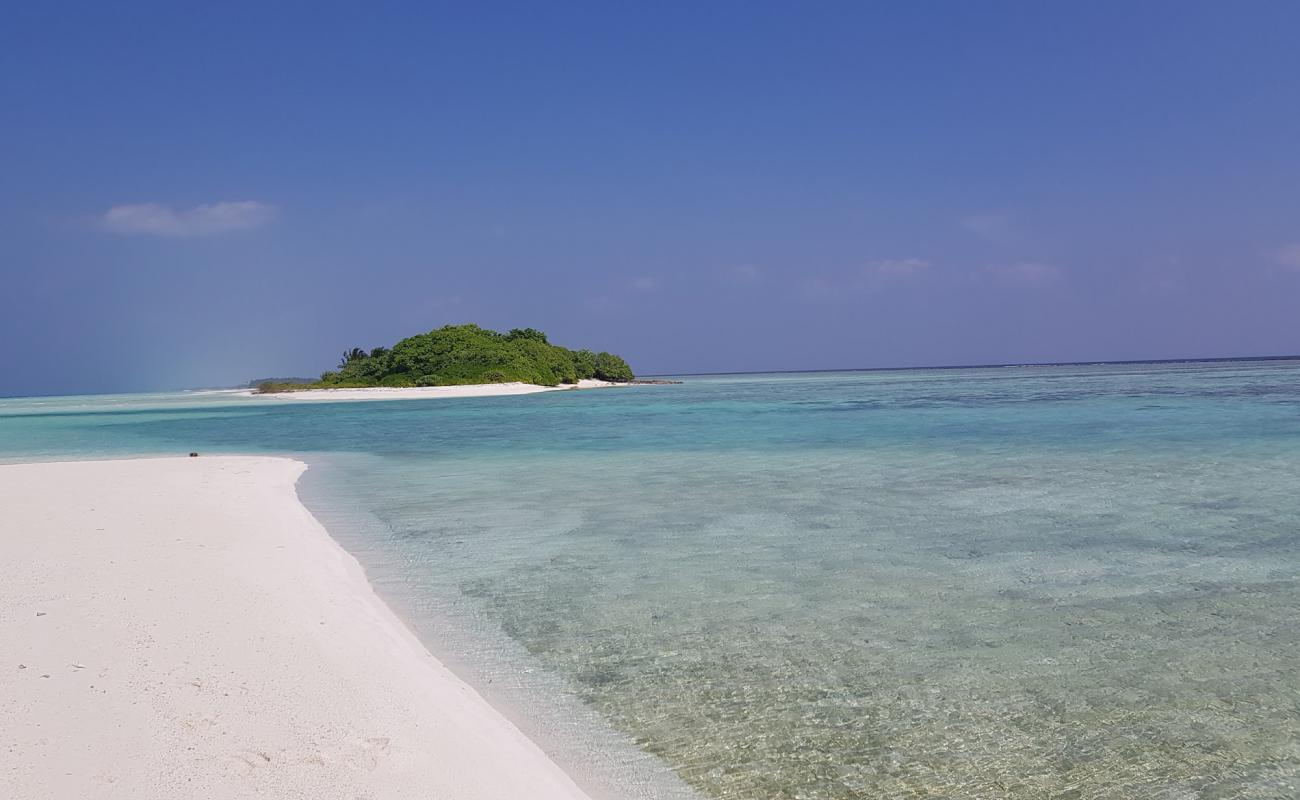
727;264;761;283
1136;256;1187;297
630;276;660;292
984;261;1063;284
798;277;838;301
961;211;1018;245
866;258;930;278
801;257;931;300
586;294;617;313
98;201;277;237
1273;243;1300;270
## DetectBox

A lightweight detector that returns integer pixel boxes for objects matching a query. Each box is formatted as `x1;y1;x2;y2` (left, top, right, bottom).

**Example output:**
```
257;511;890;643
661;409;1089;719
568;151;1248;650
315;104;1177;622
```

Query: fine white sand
242;379;620;402
0;456;593;800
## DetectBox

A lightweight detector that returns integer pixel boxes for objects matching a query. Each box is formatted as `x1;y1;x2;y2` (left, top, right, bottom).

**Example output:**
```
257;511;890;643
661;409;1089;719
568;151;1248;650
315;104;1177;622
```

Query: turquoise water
3;362;1300;798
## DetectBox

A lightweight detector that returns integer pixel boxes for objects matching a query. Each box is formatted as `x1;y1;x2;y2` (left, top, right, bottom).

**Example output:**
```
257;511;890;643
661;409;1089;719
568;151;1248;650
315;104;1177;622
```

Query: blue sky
3;2;1299;395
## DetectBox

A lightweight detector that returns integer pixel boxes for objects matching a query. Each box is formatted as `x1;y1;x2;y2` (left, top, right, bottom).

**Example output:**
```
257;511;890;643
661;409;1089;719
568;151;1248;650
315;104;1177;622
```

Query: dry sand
242;379;620;402
0;456;594;800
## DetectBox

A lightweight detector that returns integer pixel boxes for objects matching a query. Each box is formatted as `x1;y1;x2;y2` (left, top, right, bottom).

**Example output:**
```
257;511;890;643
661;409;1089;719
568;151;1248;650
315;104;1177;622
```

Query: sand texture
0;456;592;800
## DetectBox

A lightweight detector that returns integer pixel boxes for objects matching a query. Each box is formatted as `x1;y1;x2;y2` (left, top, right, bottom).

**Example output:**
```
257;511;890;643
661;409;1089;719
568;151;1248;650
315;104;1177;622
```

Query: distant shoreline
241;379;631;402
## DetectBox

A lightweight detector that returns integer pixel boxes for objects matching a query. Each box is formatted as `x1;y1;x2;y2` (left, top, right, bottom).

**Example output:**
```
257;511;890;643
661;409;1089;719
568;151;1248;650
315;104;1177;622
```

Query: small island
256;324;635;393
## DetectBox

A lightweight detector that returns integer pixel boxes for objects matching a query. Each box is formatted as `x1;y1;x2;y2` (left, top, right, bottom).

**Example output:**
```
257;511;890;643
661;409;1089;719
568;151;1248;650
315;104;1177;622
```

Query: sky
2;2;1299;395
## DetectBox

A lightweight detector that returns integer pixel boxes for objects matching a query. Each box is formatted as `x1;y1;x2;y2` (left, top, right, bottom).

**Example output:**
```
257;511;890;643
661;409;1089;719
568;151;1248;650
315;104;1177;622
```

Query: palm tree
339;347;368;367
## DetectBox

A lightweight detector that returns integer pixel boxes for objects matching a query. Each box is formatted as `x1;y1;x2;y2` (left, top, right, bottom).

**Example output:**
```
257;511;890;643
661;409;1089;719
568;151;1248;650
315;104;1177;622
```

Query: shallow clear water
4;362;1300;798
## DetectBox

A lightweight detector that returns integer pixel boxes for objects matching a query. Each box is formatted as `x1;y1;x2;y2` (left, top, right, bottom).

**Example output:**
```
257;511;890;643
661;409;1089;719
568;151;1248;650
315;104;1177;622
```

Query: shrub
297;324;633;389
593;351;635;382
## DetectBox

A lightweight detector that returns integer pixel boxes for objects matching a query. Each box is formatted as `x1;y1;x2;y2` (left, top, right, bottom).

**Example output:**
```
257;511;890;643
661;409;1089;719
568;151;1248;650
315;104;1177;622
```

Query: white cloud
727;264;761;283
586;295;617;313
98;200;277;237
799;277;837;301
630;276;660;292
866;258;930;278
798;258;932;300
961;211;1018;244
1273;243;1300;270
984;261;1063;284
1136;256;1186;297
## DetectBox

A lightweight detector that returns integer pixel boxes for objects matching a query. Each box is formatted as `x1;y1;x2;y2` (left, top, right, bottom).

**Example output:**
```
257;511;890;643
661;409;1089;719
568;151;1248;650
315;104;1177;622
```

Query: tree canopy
260;324;634;392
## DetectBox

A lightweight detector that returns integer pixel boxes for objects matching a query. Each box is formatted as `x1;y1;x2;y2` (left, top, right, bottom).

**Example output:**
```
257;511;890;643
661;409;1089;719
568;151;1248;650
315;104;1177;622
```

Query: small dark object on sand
189;452;199;457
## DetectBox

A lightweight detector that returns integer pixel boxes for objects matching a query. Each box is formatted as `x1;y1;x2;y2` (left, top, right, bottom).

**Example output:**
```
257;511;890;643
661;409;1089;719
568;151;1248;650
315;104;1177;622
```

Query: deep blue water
3;361;1300;798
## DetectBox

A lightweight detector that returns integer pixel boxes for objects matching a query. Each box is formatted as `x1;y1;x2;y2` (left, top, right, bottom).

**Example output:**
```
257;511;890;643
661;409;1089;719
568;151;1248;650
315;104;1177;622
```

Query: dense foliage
260;324;634;392
246;376;314;388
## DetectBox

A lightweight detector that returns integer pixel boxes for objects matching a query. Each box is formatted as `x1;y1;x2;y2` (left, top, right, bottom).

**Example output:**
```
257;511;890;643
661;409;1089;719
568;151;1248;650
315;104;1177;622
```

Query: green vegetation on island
245;376;315;389
257;324;634;392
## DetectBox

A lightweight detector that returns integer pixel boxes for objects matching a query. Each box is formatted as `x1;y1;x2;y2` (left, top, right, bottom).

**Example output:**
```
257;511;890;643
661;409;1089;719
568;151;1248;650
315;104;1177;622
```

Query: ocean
3;360;1299;798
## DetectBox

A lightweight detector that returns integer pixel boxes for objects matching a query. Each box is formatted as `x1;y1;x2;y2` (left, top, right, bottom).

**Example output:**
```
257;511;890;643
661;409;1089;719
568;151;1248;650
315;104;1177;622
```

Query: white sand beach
242;379;620;402
0;457;593;800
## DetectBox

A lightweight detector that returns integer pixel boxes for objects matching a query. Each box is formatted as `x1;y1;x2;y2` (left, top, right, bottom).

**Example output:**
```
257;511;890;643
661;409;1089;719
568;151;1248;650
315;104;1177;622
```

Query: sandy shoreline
240;379;620;402
0;456;593;800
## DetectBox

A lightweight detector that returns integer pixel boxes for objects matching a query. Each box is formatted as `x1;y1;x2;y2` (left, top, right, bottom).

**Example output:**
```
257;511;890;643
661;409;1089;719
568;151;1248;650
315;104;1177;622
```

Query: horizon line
1;353;1298;401
644;353;1300;379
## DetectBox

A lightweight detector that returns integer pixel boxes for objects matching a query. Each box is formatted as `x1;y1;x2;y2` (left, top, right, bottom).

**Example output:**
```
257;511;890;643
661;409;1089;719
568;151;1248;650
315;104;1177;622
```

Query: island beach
0;456;593;800
241;378;621;402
